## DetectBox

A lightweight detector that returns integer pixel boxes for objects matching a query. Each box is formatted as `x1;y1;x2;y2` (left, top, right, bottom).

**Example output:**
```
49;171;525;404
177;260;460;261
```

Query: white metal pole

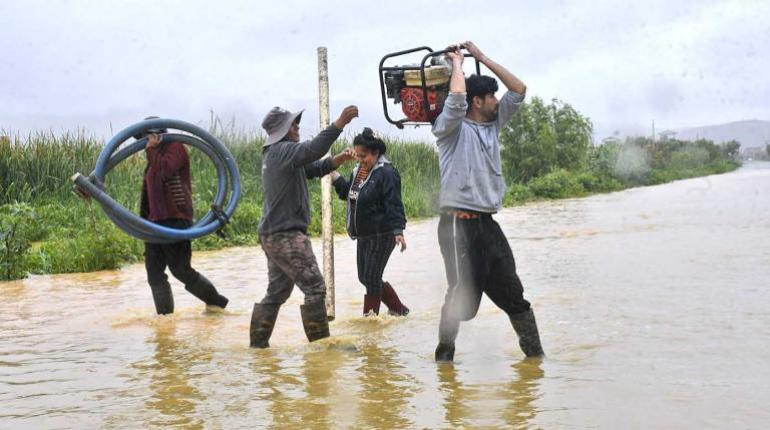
317;47;335;321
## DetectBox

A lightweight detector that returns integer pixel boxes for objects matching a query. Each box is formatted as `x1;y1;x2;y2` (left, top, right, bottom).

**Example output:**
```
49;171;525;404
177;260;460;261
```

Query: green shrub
528;169;586;199
0;203;37;280
576;171;623;193
504;183;534;205
29;223;142;274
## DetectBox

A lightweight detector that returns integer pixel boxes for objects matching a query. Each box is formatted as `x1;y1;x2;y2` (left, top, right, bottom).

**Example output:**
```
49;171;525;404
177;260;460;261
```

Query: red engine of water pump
399;87;446;123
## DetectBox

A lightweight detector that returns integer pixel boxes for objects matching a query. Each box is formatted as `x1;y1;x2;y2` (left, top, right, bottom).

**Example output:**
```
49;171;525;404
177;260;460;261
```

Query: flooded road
2;163;769;429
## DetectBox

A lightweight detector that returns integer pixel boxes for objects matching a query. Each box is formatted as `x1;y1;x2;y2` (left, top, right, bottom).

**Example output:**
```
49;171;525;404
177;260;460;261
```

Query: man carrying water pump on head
431;42;545;362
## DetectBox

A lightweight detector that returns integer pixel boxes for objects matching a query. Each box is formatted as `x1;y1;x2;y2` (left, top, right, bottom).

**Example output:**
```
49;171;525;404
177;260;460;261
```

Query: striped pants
356;233;396;296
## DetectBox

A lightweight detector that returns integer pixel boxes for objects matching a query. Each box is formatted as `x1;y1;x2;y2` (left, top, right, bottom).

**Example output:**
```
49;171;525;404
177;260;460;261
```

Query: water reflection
437;358;543;428
437;364;474;427
250;346;350;429
297;348;342;428
139;319;207;429
354;341;414;429
501;359;544;428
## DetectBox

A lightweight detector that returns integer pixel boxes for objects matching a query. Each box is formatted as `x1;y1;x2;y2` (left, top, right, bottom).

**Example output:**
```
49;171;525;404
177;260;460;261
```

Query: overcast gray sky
1;0;768;142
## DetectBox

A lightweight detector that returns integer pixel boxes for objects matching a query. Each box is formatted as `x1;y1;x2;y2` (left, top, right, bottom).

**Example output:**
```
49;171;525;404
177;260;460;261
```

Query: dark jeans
356;232;396;296
437;213;531;326
144;219;201;287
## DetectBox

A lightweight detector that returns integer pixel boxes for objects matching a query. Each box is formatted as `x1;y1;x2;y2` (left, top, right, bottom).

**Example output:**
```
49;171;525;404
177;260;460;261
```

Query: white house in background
601;136;621;145
659;130;677;141
739;146;769;160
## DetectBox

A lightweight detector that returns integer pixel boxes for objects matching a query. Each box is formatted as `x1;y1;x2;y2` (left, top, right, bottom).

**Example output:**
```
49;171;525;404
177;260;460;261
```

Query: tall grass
0;124;739;279
0;126;441;278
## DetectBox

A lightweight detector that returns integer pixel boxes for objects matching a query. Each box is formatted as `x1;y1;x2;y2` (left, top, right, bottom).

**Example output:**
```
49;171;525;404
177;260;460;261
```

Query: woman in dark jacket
332;128;409;316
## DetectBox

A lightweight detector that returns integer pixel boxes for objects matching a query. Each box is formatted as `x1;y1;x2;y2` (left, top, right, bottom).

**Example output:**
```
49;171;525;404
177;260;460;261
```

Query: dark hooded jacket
333;155;406;238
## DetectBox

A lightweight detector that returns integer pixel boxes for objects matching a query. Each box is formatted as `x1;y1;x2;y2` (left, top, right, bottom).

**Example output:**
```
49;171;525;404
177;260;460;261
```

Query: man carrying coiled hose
250;105;358;348
138;116;229;315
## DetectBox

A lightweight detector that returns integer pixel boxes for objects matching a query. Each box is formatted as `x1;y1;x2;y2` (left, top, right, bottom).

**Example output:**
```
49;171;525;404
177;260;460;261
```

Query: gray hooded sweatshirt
431;90;524;213
258;125;342;235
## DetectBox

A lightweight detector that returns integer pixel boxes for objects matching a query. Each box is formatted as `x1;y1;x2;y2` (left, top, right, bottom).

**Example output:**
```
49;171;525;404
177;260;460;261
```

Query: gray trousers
260;230;326;307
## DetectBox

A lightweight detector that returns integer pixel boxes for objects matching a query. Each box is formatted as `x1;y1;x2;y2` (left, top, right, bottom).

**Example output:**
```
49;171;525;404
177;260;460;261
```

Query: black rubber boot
435;311;460;363
185;274;228;308
509;308;545;358
249;303;280;348
435;343;455;362
149;281;174;315
300;301;330;343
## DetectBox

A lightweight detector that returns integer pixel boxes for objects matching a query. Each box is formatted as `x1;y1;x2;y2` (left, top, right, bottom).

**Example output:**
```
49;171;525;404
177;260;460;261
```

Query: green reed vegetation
0;99;740;280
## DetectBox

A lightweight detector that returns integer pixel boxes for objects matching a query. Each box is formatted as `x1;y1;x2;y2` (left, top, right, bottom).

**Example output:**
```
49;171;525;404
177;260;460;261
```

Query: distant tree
500;97;592;183
766;143;770;158
719;140;741;159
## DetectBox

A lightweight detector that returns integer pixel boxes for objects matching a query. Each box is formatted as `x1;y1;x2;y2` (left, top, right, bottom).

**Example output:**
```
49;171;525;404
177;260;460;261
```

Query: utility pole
317;47;335;321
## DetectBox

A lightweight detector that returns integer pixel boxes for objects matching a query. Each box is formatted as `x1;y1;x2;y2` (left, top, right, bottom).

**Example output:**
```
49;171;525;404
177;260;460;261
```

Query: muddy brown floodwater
2;163;769;429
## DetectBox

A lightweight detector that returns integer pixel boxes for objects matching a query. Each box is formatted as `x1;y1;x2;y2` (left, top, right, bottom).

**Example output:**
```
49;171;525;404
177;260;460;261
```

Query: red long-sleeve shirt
140;141;193;222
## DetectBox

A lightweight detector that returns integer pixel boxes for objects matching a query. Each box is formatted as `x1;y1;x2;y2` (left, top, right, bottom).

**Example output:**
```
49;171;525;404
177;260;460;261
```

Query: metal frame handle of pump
378;45;481;128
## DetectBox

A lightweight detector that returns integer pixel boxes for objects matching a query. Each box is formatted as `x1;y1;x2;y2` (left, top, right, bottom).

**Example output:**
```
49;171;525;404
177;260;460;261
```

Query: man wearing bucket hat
138;116;229;315
250;105;358;348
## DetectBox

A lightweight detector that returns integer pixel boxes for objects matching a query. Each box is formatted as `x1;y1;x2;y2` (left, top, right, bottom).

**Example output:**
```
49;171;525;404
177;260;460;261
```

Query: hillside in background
674;120;770;148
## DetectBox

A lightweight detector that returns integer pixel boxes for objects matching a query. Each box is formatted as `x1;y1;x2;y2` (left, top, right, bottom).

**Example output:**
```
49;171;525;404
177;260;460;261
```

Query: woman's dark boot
149;281;174;315
381;282;409;316
185;274;229;309
509;308;545;358
300;301;330;342
250;303;280;348
363;295;381;316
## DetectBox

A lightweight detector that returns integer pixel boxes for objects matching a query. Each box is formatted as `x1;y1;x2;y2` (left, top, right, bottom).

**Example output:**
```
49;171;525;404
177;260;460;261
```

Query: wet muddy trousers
145;226;228;315
148;274;228;315
434;308;544;362
249;300;330;348
363;282;410;316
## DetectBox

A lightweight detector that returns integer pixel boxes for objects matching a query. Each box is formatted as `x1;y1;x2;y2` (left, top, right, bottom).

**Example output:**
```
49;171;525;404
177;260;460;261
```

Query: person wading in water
331;127;410;317
139;116;229;315
249;105;358;348
431;42;545;362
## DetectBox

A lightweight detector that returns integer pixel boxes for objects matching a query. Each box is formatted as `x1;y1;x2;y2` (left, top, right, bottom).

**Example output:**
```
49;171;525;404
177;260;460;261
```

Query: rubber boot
300;301;330;343
435;343;455;362
435;311;460;363
185;274;229;309
249;303;280;348
509;308;545;358
363;294;381;316
381;282;409;316
149;281;174;315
